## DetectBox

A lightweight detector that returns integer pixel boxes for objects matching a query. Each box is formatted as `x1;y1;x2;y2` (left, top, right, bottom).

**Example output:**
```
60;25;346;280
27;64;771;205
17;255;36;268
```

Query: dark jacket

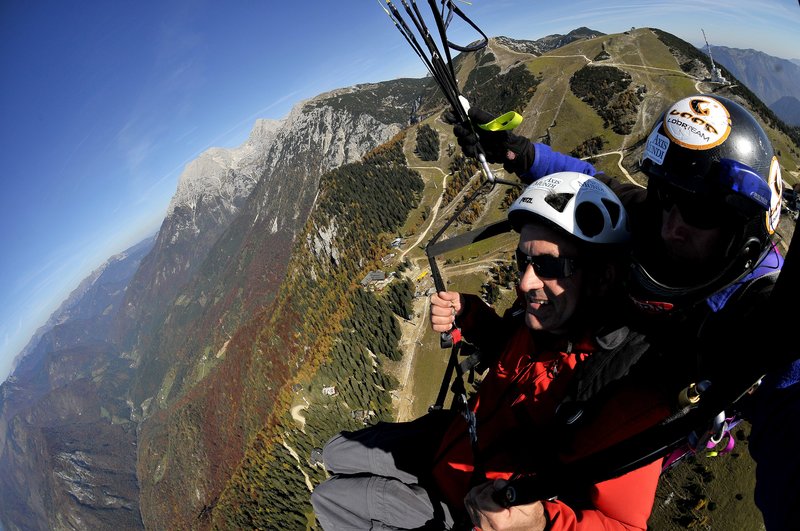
524;142;799;527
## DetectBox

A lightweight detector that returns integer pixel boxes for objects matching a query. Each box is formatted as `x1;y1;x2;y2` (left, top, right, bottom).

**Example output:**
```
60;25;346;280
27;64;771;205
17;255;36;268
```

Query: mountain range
1;77;427;529
706;45;800;125
1;236;155;529
1;27;799;530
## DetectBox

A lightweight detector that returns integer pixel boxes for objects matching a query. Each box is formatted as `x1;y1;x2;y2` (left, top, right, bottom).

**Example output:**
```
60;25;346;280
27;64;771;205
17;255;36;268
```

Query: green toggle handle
478;111;523;131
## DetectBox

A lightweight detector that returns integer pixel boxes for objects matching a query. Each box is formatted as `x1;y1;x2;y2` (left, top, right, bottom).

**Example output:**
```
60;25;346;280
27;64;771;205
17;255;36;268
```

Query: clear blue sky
1;0;798;382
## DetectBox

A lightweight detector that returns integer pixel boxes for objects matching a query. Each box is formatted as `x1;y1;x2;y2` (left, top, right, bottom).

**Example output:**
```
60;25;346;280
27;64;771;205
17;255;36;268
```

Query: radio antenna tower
702;29;728;84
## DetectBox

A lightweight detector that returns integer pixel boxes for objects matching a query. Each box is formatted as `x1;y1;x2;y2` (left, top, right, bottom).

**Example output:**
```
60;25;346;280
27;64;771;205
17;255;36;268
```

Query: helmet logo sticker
689;98;712;115
644;128;669;165
663;96;731;150
578;179;605;192
766;156;782;234
531;176;564;190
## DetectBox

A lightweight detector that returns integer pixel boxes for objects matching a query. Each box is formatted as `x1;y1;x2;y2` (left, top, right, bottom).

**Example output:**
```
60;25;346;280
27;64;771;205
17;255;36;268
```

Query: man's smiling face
517;223;585;334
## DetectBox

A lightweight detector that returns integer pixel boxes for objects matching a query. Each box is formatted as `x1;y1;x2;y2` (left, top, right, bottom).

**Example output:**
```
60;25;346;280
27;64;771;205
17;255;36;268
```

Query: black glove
445;107;534;176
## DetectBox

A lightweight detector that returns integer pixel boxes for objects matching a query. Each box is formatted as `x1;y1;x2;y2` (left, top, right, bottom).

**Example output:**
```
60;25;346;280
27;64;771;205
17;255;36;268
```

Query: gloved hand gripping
446;107;534;176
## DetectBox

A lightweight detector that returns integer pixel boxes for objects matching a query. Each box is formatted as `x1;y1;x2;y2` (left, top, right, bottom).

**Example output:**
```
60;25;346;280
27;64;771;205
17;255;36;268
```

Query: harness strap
459;351;482;375
430;341;462;412
430;339;486;482
663;415;740;470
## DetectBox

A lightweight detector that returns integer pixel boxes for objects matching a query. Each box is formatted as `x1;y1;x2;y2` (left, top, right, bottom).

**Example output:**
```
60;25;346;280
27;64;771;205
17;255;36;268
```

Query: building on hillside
351;409;375;425
322;385;337;396
360;270;386;287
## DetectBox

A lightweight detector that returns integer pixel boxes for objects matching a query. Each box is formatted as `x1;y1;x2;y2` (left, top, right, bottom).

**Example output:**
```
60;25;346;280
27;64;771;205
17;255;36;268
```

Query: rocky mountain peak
167;119;282;217
492;28;604;57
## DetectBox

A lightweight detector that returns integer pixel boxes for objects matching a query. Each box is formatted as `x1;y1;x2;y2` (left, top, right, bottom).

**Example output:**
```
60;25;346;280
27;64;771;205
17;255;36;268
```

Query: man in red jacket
312;172;669;530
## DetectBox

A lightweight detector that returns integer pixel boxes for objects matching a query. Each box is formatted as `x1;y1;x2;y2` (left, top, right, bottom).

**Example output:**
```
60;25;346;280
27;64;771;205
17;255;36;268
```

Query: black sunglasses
515;249;580;279
654;186;729;229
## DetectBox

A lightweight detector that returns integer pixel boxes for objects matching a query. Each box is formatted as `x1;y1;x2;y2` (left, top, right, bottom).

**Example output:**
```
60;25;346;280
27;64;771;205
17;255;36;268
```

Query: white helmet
508;172;630;245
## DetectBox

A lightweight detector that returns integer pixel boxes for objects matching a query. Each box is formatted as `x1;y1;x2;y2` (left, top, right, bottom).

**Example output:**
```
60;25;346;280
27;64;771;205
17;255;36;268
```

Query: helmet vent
575;202;604;237
545;192;573;212
601;198;621;228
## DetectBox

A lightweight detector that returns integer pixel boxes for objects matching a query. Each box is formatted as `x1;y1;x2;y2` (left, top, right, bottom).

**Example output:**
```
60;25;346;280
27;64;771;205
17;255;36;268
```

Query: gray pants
311;412;456;530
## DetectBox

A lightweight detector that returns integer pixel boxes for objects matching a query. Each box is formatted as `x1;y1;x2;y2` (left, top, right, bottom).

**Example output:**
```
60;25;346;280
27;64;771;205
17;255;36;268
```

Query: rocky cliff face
167;118;282;220
116;120;281;352
124;78;426;409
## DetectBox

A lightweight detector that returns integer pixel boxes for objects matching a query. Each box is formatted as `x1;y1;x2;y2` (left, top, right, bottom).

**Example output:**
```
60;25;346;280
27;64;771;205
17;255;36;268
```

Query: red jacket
431;297;670;530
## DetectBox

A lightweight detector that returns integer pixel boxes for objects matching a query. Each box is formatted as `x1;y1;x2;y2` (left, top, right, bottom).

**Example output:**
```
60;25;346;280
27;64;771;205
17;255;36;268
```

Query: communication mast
702;29;729;84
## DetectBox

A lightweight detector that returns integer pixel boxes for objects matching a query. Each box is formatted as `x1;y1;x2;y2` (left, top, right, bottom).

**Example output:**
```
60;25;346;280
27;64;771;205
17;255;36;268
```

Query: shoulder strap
556;327;651;422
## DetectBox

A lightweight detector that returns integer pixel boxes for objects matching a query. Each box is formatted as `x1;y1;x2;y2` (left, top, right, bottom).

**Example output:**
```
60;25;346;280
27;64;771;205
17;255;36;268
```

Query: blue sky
1;0;798;382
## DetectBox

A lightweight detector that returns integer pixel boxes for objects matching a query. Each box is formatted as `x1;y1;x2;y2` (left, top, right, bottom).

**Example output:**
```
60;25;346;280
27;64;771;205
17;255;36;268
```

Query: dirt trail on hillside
592;151;643;187
401;166;449;262
393;165;450;421
290;404;307;428
394;297;431;422
393;160;505;421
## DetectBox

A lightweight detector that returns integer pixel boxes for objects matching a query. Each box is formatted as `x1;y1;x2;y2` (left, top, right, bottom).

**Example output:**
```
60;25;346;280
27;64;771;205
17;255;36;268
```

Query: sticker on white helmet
579;179;605;192
644;129;669;165
532;176;563;190
663;96;731;150
767;157;782;234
